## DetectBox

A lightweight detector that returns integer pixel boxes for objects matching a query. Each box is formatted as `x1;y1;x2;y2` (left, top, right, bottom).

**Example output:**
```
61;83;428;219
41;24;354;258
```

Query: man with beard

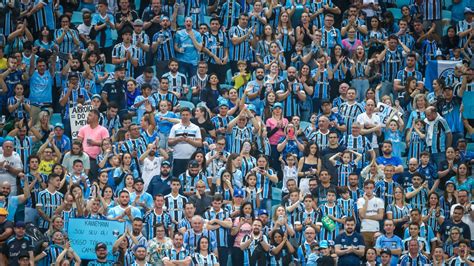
89;242;112;265
424;106;452;168
339;88;364;136
131;245;149;266
241;219;271;266
162;59;188;100
107;190;142;228
1;179;30;222
0;140;23;195
398;158;418;190
178;202;196;234
335;217;366;266
151;16;176;79
183;215;217;255
128;218;147;250
376;141;404;175
276;66;306;118
147;161;172;197
393;54;423;98
313;170;336;205
162;232;191;265
101;65;128;111
244;67;265;116
140;143;168;191
130;179;154;215
36;175;63;233
203;18;229;83
179;160;210;198
347;173;364;200
189;180;213;216
174;17;203;79
204;194;232;266
120;123;146;172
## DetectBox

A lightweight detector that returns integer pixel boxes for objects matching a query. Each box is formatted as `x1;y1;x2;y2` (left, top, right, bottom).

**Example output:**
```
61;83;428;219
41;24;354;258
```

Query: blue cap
54;122;64;129
161;160;171;167
319;240;329;249
272;102;283;110
247;104;257;113
218;99;229;107
234;188;244;198
258;209;269;216
15;221;26;228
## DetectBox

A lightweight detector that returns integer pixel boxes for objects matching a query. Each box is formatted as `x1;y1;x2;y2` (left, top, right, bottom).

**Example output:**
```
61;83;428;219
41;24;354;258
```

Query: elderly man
182;215;217;255
424;106;452;168
0;140;23;195
1;179;30;222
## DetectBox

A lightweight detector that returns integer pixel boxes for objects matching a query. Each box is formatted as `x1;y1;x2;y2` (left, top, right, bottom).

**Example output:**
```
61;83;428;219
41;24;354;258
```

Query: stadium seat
50;113;62;125
71;11;83;25
396;0;411;8
179;100;195;110
203;16;212;26
225;69;233;86
387;8;403;21
111;29;118;41
442;10;452;20
281;70;287;80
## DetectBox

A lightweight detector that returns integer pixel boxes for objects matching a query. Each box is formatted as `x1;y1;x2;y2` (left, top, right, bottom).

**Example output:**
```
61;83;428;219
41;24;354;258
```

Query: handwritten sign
69;105;93;139
67;218;125;260
377;103;402;125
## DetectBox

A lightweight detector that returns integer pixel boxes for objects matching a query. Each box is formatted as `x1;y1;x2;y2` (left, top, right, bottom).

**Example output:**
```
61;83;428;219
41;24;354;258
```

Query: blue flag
424;60;461;91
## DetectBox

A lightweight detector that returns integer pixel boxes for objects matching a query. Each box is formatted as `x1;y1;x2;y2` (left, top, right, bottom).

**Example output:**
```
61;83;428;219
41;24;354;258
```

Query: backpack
25;222;49;255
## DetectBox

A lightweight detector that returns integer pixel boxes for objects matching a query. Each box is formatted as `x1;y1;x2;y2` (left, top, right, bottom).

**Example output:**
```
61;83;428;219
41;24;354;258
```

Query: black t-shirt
191;118;215;139
103;80;127;110
0;220;13;245
320;145;346;184
438;160;458;191
439;220;471;242
3;235;34;265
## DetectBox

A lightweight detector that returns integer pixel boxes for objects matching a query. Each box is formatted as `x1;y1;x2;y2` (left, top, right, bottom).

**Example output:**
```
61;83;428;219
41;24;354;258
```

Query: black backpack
25;222;49;255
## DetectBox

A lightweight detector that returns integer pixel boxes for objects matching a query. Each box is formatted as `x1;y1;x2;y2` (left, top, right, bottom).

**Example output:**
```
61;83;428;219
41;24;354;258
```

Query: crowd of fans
0;0;473;265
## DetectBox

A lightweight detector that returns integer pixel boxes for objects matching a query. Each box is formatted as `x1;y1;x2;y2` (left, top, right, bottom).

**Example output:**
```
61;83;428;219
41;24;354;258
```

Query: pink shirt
233;217;252;247
266;118;288;145
77;124;109;159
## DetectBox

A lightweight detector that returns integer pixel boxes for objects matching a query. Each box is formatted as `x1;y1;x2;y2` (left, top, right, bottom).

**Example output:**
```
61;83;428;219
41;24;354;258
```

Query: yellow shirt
234;73;251;91
38;159;56;175
0;58;7;71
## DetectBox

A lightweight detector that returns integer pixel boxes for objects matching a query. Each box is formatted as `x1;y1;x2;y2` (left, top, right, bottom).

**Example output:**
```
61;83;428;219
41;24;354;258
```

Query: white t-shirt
169;122;202;159
0;152;23;195
141;156;164;191
357;195;384;232
356;112;382;148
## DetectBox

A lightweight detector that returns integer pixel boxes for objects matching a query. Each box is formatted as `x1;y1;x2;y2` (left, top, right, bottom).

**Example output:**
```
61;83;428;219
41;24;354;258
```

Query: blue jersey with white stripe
334;161;356;187
229;25;253;61
144;209;172;239
33;0;55;32
153;30;175;61
382;49;404;82
37;190;64;229
204;31;229;64
405;186;428;211
112;43;139;78
203;208;231;248
339;102;364;135
375;179;398;209
183;229;217;255
337;198;354;218
164;193;188;223
426;116;451;154
230;125;254;154
310;68;330;100
318;203;343;242
54;29;79;55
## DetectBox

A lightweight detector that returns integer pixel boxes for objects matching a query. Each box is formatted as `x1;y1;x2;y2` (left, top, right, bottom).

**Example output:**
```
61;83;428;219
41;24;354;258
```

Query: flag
424;60;461;91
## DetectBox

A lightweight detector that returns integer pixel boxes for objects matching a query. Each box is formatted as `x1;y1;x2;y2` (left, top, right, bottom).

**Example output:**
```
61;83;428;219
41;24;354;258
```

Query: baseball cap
134;178;144;184
234;188;244;198
134;19;144;26
68;72;79;80
465;7;474;14
15;221;26;228
95;242;107;251
188;160;199;168
115;65;126;72
445;180;456;187
54;123;64;129
319;240;329;249
0;208;8;216
381;248;392;256
247;104;257;113
91;94;102;100
257;209;269;216
272;102;283;110
161;161;171;167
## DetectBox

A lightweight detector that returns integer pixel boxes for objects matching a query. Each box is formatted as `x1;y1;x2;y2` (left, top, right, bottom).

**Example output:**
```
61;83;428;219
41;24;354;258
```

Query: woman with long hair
360;88;378;108
443;227;463;259
328;44;349;96
297;142;321;195
112;230;134;265
386;186;412;237
298;64;314;121
62;141;90;175
112;153;139;191
350;45;370;101
382;11;399;35
216;170;234;204
200;73;222;113
449;163;473;194
342;26;363;57
34;26;57;56
230;202;254;266
192;236;219;265
427;78;445;105
406;94;428;129
422;192;445;232
295;12;317;47
269;205;296;237
366;16;387;57
400;76;420;112
440;180;457;219
266;103;288;168
262;91;277;122
276;11;295;63
269;230;295;265
257;25;283;65
101;185;116;211
35;110;54;142
192;106;216;140
239;141;257;178
218;153;243;189
441;26;460;55
263;41;287;71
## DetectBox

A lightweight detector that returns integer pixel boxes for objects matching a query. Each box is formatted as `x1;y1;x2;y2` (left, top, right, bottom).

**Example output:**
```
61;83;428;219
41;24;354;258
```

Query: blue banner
463;91;474;119
67;218;125;260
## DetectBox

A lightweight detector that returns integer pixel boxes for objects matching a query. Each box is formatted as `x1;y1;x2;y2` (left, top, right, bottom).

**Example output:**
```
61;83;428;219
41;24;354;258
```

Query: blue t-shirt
174;29;202;66
375;234;403;266
155;111;179;134
30;71;53;104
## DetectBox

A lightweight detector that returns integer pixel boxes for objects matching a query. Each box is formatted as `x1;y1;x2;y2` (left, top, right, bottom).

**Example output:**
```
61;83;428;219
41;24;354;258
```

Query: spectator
357;179;384;248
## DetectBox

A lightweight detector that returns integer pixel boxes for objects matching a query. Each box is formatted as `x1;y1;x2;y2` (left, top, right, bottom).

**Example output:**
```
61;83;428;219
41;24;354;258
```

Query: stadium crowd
0;0;473;265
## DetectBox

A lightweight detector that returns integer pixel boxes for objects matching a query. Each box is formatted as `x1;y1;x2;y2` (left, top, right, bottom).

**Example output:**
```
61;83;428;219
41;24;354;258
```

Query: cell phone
288;127;295;139
219;151;223;156
0;115;5;125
